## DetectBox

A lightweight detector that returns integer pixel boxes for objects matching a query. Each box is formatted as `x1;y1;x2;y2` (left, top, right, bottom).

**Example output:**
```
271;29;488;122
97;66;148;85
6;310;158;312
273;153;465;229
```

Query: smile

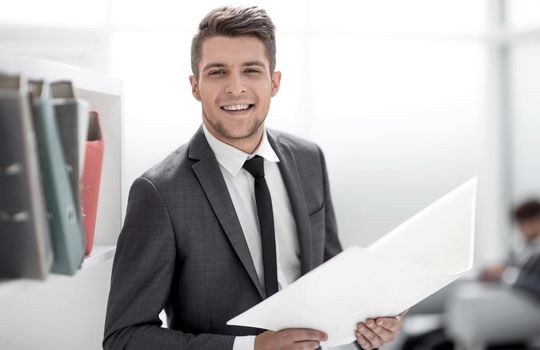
220;104;255;112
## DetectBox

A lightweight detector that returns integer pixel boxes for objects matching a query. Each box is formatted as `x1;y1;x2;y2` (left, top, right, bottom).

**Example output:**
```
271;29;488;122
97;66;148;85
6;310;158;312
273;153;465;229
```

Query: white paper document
227;178;477;347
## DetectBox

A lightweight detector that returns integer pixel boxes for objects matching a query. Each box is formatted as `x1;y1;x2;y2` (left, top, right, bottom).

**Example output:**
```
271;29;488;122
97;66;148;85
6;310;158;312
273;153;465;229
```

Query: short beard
202;110;265;140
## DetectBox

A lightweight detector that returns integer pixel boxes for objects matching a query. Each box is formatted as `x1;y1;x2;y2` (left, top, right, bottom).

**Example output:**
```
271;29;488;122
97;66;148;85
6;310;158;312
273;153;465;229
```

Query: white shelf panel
0;245;116;299
0;50;122;96
81;245;116;269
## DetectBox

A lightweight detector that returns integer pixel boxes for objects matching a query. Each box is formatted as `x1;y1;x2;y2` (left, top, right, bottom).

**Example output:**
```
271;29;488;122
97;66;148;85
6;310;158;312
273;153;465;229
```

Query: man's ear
189;75;201;101
271;71;281;97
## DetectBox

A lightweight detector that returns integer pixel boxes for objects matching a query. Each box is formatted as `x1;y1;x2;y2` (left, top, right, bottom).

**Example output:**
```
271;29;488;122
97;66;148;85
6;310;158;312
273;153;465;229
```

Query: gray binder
29;80;85;275
0;74;52;279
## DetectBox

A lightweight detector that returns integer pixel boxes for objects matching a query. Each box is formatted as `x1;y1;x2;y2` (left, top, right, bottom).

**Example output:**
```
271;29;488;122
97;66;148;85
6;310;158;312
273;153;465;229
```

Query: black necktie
243;155;279;297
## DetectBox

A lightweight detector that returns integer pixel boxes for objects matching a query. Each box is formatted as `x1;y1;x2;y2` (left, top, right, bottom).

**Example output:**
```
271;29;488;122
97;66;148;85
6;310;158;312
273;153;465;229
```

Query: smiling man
190;35;277;154
104;6;403;350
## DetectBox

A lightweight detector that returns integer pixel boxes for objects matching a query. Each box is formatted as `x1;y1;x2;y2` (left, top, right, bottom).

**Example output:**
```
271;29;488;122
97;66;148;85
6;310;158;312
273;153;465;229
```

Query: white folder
228;178;477;347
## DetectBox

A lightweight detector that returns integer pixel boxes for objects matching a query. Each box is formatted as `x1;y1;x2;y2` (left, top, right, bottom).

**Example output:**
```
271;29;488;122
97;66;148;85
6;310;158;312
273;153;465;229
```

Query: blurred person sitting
480;199;540;285
401;200;540;350
441;199;540;350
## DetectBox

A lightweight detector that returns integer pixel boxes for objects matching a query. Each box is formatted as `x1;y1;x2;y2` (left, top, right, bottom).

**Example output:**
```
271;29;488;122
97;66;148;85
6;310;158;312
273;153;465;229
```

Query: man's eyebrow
243;61;266;68
202;61;267;72
202;63;226;72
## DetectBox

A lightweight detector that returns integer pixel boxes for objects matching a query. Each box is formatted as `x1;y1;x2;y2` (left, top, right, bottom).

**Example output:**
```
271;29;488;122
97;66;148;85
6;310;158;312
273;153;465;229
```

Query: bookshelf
0;50;122;350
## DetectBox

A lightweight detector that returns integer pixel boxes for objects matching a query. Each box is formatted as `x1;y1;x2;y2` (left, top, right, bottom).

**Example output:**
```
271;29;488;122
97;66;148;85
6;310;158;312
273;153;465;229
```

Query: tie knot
243;155;265;179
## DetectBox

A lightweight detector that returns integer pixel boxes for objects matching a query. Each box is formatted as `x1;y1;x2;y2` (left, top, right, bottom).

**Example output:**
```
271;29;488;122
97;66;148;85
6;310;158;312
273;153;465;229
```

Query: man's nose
225;73;247;95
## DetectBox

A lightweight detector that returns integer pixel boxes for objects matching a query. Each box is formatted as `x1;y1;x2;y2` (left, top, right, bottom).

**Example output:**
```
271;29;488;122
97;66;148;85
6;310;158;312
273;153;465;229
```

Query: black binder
0;74;52;279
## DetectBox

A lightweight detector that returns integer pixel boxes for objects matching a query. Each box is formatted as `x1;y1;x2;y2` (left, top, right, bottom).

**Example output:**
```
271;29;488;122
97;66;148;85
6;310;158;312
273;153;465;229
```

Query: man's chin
218;131;260;143
214;122;264;141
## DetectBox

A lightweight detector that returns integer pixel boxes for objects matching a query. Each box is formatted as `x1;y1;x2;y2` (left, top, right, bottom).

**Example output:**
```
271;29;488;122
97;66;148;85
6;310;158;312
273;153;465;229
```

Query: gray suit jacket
103;127;343;349
515;252;540;300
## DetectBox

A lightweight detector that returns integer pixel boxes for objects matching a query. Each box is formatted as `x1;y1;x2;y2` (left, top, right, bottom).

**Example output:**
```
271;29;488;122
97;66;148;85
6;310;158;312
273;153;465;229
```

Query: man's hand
255;328;328;350
355;310;407;350
479;264;506;282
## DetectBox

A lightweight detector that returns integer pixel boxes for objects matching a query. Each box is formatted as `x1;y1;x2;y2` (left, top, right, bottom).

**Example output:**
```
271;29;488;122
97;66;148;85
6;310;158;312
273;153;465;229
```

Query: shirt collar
202;123;280;177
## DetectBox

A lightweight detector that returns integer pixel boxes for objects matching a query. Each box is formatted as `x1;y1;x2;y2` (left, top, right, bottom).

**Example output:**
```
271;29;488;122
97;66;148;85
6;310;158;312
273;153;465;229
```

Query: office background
1;0;539;349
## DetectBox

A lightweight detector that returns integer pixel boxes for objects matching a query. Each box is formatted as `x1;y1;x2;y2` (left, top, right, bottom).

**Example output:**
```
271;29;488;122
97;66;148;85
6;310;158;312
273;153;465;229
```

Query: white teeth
222;104;250;111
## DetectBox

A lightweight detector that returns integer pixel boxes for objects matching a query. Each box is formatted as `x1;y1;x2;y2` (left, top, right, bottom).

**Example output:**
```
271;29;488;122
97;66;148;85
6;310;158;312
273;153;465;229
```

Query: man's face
518;217;540;242
190;36;281;146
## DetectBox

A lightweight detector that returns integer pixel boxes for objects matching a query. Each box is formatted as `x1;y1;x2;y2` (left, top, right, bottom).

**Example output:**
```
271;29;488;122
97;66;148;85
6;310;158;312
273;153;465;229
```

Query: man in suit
104;6;403;350
480;199;540;284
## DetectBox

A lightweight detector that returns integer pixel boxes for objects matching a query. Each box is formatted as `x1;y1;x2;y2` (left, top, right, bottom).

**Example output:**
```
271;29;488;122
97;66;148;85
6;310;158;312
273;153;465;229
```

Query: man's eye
209;70;225;76
245;68;261;74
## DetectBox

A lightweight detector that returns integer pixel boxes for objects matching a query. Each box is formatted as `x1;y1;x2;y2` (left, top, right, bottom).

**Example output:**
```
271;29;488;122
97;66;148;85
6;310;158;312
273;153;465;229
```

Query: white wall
510;44;540;202
2;0;528;269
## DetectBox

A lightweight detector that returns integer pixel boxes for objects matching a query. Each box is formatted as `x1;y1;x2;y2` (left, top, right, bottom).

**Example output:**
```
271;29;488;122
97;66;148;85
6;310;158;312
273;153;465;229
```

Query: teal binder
50;81;89;225
0;74;52;279
29;80;85;275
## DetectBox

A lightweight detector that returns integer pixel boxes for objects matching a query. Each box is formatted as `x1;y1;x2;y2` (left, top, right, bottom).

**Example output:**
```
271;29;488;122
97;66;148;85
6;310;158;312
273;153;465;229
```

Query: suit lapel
267;130;313;274
189;127;264;299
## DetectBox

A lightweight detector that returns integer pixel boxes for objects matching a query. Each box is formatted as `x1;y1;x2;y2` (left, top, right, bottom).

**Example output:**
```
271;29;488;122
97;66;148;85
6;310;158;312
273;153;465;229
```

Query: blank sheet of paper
227;178;477;347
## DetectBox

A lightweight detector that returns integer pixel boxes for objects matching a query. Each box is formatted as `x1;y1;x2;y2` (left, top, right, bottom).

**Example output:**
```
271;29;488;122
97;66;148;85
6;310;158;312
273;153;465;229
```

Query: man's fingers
354;313;404;349
355;332;374;350
355;321;384;348
257;328;327;350
280;328;328;343
290;340;322;349
374;316;402;332
365;320;395;343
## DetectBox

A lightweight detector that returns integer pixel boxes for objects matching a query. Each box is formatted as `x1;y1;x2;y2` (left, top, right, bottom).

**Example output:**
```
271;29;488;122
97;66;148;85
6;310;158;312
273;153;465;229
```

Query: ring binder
30;80;85;275
0;74;53;279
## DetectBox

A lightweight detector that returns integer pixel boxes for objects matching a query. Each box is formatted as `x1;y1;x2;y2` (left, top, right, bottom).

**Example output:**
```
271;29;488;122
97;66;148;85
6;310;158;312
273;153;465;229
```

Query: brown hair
513;199;540;223
191;6;276;77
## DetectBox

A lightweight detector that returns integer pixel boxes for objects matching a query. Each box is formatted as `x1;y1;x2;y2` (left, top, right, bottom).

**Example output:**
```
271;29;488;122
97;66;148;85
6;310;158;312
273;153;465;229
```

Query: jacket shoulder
268;129;321;156
140;143;192;187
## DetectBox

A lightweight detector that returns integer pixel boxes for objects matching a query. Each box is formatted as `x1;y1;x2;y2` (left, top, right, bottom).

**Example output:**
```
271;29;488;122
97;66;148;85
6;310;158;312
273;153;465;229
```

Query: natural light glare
508;0;540;32
111;30;199;194
265;34;310;137
510;44;540;201
308;36;485;245
111;0;308;32
308;0;488;35
0;0;107;27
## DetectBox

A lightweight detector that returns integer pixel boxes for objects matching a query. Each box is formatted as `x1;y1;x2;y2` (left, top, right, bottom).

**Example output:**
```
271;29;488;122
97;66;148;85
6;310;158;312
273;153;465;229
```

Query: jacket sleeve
514;252;540;299
103;176;235;350
318;147;343;261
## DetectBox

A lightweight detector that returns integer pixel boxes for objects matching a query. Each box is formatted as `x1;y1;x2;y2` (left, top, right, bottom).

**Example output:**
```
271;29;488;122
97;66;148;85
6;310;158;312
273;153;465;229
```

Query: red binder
81;111;104;256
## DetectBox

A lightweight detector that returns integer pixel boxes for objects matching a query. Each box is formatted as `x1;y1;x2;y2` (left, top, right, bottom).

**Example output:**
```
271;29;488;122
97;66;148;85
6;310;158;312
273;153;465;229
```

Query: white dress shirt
202;125;301;350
